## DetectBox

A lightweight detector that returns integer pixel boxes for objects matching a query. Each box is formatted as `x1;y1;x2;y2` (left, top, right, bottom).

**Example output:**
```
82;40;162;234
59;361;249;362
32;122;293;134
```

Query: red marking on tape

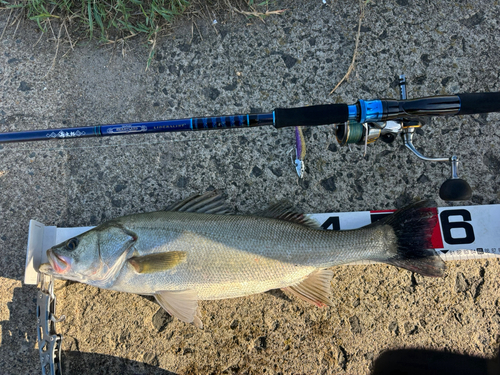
430;207;444;249
370;209;396;213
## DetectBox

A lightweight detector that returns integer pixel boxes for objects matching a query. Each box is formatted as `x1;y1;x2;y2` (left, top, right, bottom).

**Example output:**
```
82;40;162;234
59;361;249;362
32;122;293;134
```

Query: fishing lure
294;126;306;178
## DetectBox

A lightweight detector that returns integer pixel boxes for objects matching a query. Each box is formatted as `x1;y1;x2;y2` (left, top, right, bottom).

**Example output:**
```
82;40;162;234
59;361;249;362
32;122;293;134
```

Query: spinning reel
334;75;472;201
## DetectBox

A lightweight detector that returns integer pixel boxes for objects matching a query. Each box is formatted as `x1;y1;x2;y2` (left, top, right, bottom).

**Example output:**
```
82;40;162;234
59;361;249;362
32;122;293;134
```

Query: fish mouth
46;250;71;274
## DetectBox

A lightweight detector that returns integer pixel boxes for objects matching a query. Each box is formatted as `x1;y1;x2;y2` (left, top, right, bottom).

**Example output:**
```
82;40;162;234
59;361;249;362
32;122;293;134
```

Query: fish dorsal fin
155;290;203;329
127;251;187;274
282;269;334;307
258;201;321;229
166;191;232;214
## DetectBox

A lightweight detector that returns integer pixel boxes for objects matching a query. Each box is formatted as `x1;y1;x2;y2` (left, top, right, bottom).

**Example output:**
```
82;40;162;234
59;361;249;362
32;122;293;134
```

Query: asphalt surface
1;0;499;374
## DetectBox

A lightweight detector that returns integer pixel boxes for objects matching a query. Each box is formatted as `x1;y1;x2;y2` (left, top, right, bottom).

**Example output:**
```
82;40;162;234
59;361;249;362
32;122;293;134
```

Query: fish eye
65;237;79;251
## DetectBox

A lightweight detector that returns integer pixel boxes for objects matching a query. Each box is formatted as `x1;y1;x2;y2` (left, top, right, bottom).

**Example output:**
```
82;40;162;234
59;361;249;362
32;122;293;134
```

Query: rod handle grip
274;104;349;128
457;92;500;115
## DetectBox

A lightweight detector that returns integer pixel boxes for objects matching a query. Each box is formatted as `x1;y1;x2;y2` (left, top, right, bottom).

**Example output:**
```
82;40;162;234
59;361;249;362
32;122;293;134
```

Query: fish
39;192;445;329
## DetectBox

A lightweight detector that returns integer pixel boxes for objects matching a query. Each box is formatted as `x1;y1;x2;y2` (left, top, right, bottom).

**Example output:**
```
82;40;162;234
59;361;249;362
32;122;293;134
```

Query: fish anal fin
283;269;334;308
154;290;203;329
128;251;186;274
258;201;321;229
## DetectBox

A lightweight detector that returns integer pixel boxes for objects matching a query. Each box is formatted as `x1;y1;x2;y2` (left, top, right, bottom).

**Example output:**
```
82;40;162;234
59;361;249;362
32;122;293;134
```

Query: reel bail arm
398;74;471;201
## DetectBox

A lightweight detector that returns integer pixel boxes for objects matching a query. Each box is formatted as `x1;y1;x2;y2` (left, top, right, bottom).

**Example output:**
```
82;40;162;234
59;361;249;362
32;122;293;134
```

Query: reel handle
439;178;472;201
439;156;472;201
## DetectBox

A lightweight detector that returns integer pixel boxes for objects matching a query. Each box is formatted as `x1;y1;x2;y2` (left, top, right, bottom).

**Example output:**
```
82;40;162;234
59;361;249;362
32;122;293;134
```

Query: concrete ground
1;0;499;374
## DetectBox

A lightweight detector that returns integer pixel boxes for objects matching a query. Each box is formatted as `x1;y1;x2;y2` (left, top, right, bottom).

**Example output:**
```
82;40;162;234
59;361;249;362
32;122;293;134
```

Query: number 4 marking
321;216;340;230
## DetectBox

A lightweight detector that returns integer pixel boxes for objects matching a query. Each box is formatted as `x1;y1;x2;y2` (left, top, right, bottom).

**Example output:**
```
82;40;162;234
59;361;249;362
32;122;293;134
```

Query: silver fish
39;192;444;328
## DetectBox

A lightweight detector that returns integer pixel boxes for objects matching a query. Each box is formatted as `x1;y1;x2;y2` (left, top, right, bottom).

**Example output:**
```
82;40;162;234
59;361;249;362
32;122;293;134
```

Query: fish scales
110;211;391;300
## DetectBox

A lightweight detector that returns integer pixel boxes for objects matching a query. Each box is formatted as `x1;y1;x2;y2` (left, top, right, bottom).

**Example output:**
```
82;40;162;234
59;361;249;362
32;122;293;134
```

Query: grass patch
1;0;191;39
1;0;283;67
1;0;282;40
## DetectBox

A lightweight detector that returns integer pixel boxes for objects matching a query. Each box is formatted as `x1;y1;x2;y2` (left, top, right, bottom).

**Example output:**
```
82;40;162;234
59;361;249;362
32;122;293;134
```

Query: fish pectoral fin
127;251;187;274
155;290;203;329
282;269;334;308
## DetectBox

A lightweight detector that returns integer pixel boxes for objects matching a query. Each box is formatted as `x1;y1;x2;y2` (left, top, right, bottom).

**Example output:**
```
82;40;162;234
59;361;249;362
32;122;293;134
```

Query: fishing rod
2;75;500;200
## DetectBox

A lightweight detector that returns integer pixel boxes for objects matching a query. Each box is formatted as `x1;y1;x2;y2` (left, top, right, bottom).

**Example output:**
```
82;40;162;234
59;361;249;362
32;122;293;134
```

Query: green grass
1;0;279;40
2;0;191;40
1;0;279;67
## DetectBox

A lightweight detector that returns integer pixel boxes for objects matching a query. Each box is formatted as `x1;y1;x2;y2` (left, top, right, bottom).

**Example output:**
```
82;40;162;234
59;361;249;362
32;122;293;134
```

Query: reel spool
335;121;382;146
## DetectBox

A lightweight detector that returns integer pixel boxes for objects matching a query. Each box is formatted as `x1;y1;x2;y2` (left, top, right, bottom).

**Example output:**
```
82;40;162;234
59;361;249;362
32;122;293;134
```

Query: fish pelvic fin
128;251;187;274
257;201;321;229
282;269;334;308
373;200;445;277
155;290;203;329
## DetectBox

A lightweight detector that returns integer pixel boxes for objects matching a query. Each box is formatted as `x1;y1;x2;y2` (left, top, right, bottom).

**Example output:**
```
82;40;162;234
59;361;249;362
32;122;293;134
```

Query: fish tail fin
375;200;445;277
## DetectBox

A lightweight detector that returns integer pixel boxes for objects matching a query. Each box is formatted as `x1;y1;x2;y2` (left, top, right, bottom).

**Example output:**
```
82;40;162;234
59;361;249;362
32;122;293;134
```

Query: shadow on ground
61;351;176;375
371;348;500;375
0;287;176;375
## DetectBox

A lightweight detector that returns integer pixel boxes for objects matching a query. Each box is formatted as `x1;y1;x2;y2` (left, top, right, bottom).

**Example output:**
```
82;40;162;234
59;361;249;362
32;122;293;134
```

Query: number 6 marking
440;209;475;245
